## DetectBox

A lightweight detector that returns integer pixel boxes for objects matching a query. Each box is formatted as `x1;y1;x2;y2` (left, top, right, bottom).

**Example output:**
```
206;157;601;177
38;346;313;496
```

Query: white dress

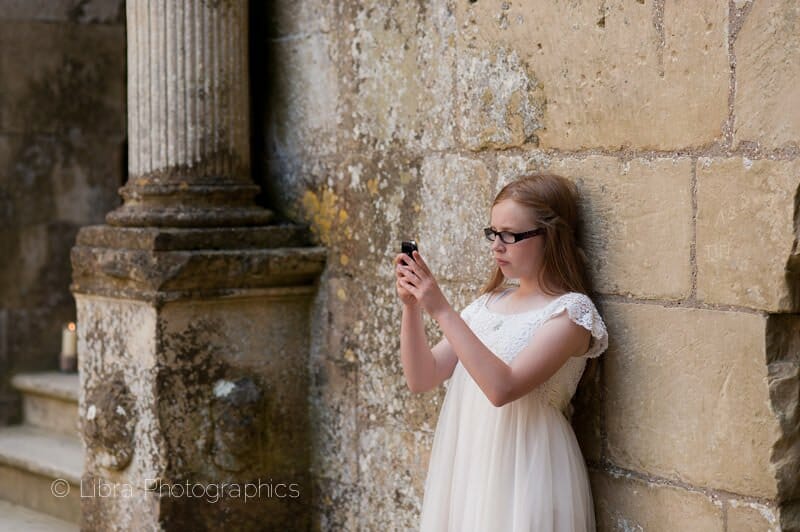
419;289;609;532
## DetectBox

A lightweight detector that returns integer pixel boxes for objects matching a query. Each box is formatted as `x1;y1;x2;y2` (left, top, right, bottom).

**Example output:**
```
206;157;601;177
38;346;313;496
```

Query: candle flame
68;322;76;331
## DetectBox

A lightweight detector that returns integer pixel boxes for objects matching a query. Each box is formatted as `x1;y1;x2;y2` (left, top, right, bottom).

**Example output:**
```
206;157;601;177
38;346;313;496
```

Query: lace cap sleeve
459;293;487;324
543;293;609;359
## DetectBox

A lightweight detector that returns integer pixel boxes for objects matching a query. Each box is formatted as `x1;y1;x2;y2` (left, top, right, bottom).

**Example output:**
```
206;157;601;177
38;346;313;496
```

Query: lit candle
60;322;77;372
61;322;77;356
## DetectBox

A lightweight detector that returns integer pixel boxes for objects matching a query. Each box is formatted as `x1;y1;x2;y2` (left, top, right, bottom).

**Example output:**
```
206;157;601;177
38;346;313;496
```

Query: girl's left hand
396;250;451;320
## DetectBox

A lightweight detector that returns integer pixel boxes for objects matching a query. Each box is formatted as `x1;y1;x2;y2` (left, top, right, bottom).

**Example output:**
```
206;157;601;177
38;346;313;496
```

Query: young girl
394;174;608;531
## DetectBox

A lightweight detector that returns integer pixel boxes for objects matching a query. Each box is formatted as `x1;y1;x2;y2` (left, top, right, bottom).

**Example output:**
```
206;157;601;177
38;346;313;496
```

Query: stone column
106;0;271;227
70;1;326;530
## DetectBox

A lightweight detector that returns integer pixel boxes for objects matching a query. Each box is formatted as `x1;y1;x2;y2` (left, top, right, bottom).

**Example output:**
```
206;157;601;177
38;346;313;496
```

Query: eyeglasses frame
483;226;546;244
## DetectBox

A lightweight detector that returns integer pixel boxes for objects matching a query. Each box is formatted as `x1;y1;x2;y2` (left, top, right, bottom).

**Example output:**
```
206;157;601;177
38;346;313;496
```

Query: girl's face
488;199;545;280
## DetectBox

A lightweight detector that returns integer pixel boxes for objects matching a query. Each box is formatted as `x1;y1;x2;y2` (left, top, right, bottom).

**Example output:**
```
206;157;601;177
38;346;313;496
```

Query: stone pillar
70;1;326;530
106;0;271;227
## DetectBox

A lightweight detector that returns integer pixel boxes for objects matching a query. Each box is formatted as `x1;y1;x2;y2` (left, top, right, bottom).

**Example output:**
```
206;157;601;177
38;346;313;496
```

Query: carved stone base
71;224;326;530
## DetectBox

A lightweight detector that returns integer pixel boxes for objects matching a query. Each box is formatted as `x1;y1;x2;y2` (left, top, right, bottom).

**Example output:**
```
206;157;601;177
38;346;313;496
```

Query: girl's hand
394;253;418;306
395;250;451;319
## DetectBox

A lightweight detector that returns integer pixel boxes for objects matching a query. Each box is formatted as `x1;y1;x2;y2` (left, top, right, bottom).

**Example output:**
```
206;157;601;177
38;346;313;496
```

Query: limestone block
76;296;161;486
497;155;692;299
726;498;781;532
0;0;123;24
454;0;729;150
343;0;456;152
604;301;780;499
267;0;334;37
77;290;315;528
591;470;723;532
309;276;359;485
309;475;360;532
0;22;124;136
268;31;340;160
734;0;800;150
294;154;425;280
417;153;495;282
697;157;799;311
456;46;545;151
356;421;434;531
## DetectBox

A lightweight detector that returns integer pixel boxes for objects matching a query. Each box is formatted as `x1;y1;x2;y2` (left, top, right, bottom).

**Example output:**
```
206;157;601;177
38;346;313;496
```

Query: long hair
477;174;593;298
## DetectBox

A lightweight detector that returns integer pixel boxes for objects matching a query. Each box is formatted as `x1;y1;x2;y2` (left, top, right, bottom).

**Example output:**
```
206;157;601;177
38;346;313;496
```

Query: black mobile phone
401;240;418;260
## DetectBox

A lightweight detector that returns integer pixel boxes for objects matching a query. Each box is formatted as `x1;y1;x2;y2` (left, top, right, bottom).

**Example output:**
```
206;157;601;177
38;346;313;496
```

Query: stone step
0;499;78;531
0;424;82;523
11;372;79;437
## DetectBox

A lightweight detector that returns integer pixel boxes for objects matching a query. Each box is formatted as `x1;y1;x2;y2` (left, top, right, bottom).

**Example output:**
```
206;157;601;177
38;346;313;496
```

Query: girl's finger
412;251;431;276
405;256;425;278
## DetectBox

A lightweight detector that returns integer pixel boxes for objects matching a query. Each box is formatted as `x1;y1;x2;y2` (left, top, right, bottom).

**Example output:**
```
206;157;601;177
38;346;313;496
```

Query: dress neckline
481;288;572;316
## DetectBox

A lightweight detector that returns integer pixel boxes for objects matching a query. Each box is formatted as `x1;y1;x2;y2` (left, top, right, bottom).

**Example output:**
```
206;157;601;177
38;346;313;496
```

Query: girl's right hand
394;253;418;306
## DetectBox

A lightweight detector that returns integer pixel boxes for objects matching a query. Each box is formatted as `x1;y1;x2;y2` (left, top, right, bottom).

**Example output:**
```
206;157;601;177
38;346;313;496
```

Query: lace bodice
449;289;609;416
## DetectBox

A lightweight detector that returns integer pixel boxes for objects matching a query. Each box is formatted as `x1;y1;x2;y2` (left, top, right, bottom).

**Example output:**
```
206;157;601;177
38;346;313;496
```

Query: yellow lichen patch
344;349;356;363
300;187;342;246
340;254;350;266
367;178;379;195
338;208;349;223
413;202;421;212
337;288;347;301
399;171;413;185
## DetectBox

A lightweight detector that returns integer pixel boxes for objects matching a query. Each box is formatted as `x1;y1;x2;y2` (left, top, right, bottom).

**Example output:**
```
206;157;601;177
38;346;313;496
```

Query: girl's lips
495;259;509;265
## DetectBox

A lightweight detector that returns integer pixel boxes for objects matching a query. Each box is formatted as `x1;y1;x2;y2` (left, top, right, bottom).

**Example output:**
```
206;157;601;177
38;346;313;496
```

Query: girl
394;174;609;531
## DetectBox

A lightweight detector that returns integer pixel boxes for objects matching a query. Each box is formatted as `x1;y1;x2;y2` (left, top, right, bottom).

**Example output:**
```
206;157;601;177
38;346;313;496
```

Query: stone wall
0;0;125;424
262;1;799;530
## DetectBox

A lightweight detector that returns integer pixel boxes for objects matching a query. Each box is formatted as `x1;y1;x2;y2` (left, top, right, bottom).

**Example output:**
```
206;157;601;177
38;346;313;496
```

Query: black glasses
483;227;545;244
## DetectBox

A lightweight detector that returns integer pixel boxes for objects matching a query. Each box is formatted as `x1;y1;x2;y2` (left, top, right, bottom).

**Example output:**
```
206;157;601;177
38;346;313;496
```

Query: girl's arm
432;305;588;407
400;303;458;393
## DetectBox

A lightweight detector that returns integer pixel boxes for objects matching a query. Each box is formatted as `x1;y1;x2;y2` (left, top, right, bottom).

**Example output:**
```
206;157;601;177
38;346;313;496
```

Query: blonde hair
478;174;593;298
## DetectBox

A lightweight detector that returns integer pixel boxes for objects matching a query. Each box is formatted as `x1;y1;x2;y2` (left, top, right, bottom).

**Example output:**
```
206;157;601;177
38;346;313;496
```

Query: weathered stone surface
77;291;315;530
267;0;334;38
82;373;135;470
734;0;800;150
591;470;723;531
697;157;798;311
2;134;123;228
268;31;340;160
454;0;729;150
74;223;314;251
727;498;781;532
417;153;495;282
310;475;360;532
456;46;545;151
604;301;780;498
0;22;124;136
0;0;123;24
309;276;358;485
341;0;456;153
765;314;800;525
70;228;327;302
356;420;434;531
124;1;249;179
293;153;426;281
499;154;693;299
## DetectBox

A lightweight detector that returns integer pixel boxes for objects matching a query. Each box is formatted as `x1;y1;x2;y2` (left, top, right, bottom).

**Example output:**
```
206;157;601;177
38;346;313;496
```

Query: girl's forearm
400;303;436;393
433;305;510;406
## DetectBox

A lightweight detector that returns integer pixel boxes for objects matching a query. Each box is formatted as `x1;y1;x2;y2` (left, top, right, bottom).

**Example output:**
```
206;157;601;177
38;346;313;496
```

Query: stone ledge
0;499;78;531
71;242;328;302
0;425;82;485
12;373;79;404
75;222;315;251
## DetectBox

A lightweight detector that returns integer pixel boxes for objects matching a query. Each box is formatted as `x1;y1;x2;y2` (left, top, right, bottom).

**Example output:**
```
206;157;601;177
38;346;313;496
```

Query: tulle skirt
419;364;596;532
